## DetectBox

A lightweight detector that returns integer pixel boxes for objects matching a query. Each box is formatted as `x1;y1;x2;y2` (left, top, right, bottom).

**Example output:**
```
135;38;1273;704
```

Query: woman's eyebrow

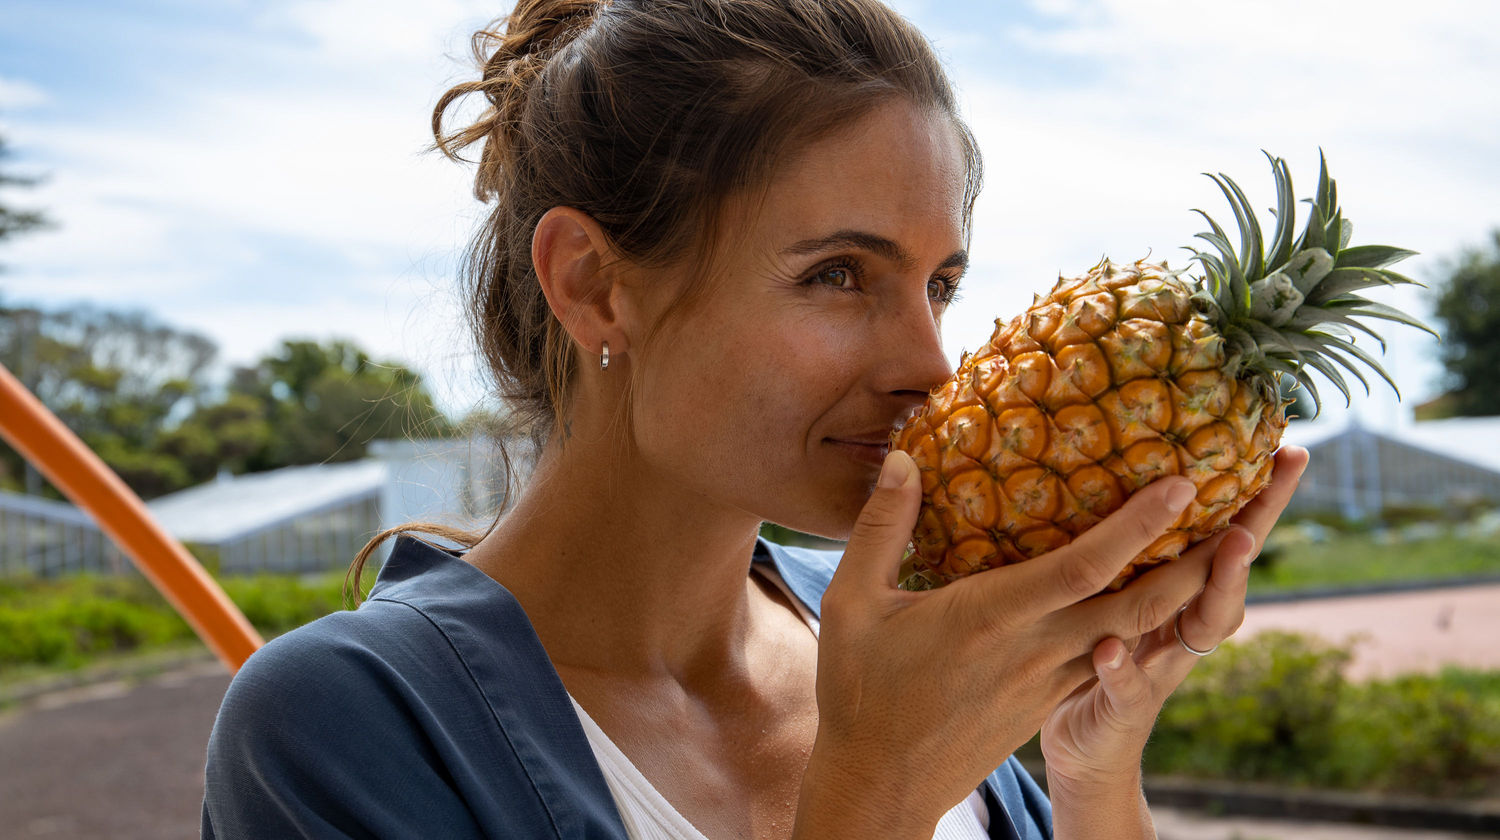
780;229;968;273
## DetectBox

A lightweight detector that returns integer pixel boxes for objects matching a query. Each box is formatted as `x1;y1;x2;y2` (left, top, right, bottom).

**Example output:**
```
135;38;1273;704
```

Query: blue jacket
202;536;1053;839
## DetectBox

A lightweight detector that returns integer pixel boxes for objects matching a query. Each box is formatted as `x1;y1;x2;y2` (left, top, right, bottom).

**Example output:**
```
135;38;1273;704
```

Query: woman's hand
794;448;1294;840
1038;445;1309;836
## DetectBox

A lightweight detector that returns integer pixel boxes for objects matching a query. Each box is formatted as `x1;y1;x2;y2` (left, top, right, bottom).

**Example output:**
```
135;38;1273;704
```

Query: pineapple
894;152;1432;590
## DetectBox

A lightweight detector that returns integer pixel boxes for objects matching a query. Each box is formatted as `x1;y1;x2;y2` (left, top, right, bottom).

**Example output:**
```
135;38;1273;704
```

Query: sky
3;0;1498;428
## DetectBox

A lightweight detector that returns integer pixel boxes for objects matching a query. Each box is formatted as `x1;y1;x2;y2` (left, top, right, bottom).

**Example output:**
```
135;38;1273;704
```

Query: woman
202;1;1308;838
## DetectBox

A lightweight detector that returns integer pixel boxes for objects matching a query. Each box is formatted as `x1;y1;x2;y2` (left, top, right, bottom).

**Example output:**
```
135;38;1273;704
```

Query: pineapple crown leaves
1183;150;1437;416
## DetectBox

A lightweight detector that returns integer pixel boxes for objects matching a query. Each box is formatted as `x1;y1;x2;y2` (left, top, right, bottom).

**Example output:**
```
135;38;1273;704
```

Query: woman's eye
928;276;960;303
811;266;856;289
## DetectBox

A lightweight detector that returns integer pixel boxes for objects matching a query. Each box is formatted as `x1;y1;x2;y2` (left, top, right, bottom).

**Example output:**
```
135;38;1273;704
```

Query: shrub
0;571;348;672
1146;631;1500;797
220;575;347;635
1334;670;1500;795
1147;631;1352;785
0;607;75;667
0;585;194;669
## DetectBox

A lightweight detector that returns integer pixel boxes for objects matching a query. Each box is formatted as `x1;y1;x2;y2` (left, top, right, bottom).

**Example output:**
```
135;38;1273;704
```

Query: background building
0;490;128;577
0;432;535;577
147;460;386;575
5;420;1499;576
1281;417;1500;520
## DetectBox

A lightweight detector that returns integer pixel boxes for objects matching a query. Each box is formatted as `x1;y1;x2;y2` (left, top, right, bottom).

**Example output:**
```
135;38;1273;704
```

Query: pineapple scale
893;258;1287;590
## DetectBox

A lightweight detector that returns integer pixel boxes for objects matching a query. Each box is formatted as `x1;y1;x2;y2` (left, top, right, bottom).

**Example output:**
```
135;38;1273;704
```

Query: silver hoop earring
600;341;610;370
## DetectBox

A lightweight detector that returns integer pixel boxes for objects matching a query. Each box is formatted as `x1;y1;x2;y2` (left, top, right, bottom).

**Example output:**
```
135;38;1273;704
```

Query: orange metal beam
0;362;262;672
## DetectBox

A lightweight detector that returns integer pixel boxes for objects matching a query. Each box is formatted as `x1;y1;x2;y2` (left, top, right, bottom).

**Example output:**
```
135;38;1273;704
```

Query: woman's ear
532;206;629;361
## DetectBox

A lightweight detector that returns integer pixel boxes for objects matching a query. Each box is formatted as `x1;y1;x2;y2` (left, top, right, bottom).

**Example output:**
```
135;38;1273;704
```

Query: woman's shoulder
203;540;599;837
205;601;484;798
220;537;537;722
224;598;443;703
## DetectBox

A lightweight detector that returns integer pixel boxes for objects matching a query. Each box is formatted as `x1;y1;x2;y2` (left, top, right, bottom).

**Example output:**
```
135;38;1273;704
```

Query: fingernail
1105;647;1125;670
1166;480;1196;512
878;450;913;489
1227;529;1257;567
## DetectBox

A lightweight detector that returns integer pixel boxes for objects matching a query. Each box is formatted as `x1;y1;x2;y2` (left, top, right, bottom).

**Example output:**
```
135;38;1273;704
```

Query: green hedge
0;573;349;670
5;574;1499;798
1147;631;1500;797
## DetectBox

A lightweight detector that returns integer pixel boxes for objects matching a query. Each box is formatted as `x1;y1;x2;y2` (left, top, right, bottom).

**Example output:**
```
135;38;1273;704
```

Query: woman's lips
826;437;893;466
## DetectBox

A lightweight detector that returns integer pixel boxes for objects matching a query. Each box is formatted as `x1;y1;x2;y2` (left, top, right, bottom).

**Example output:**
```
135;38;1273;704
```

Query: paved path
1239;582;1500;679
0;662;228;839
2;584;1498;838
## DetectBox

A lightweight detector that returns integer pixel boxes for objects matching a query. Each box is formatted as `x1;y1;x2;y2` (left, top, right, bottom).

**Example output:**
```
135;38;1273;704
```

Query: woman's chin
762;505;860;545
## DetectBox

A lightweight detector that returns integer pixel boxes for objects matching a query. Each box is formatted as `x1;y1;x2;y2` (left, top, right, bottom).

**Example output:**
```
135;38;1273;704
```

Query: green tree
157;392;273;483
0;128;54;493
0;304;218;497
1;303;453;497
227;338;451;470
1431;231;1500;417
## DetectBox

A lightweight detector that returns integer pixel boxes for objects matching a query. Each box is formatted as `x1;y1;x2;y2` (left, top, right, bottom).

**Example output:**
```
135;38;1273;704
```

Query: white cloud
253;0;496;65
0;76;48;110
933;0;1499;427
3;0;498;415
6;166;183;274
4;0;1496;426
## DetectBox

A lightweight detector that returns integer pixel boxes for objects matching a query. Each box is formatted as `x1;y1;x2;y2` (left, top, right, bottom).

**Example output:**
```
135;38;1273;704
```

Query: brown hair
348;0;982;602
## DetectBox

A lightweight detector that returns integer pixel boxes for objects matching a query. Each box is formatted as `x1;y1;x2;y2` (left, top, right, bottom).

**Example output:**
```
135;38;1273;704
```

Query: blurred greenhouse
0;491;129;576
148;461;385;574
0;432;533;577
5;418;1500;577
1281;416;1500;521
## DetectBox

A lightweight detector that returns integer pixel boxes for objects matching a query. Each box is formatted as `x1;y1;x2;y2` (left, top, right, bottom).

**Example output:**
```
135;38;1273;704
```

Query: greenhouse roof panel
1280;416;1500;476
148;460;388;544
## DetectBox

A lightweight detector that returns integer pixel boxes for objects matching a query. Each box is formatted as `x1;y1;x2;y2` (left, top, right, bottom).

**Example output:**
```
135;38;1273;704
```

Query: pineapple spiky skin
893;258;1287;589
894;152;1430;591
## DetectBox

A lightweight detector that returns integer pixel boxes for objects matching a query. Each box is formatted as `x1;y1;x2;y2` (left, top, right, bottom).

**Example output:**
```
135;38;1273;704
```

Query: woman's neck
466;434;772;688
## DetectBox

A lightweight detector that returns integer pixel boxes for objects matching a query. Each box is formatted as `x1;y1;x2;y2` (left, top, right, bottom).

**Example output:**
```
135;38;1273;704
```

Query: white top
567;565;991;840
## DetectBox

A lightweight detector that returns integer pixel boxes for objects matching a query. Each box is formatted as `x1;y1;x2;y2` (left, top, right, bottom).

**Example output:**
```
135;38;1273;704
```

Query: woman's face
628;99;970;539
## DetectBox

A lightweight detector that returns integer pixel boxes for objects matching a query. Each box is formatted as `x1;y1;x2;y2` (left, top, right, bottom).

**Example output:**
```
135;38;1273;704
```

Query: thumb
1091;637;1155;730
833;449;922;593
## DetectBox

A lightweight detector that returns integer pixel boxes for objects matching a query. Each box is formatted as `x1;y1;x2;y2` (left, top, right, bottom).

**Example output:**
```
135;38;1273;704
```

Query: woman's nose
881;295;954;397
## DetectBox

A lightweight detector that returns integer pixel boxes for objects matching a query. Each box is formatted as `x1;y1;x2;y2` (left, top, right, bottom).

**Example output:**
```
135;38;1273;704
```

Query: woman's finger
1227;445;1310;552
1163;447;1306;652
1091;636;1155;725
826;450;923;598
1178;525;1256;652
988;476;1198;618
1038;539;1216;653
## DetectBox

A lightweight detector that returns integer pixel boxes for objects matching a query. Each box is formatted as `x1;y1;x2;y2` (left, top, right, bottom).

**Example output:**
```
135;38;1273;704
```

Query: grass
1251;526;1500;595
0;571;352;677
6;522;1494;677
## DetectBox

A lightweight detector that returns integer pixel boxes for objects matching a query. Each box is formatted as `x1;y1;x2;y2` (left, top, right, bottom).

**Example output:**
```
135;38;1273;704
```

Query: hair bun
432;0;606;200
493;0;605;64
